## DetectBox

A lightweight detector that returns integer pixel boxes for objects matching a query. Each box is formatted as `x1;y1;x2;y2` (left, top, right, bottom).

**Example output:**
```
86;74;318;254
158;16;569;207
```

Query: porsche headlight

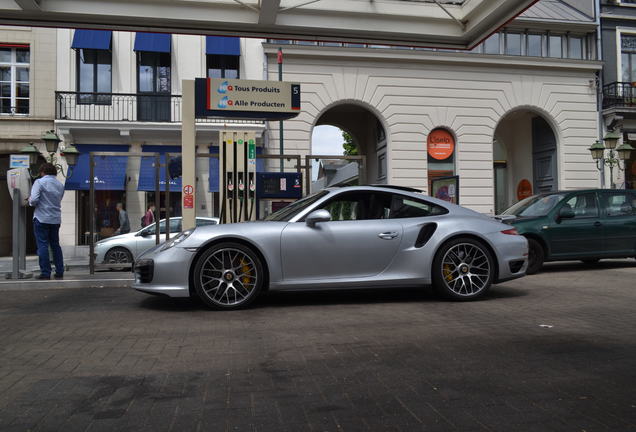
161;229;194;251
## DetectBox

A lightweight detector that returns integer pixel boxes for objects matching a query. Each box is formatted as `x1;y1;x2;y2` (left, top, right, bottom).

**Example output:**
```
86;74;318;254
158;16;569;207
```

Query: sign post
181;80;197;231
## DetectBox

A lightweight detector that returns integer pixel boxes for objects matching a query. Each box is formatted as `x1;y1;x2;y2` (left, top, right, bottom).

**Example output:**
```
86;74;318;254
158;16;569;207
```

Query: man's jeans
33;218;64;277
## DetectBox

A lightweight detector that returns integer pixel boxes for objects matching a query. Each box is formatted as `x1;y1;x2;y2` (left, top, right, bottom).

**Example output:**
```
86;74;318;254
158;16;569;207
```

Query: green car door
543;191;604;258
600;190;636;257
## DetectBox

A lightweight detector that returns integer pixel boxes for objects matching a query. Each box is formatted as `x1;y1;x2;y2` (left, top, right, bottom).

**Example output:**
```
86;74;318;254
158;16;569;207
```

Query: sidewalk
0;254;89;274
0;255;133;290
0;270;132;290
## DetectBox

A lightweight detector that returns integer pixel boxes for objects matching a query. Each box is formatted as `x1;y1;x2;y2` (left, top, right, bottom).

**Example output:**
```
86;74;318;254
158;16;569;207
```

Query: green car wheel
526;238;545;275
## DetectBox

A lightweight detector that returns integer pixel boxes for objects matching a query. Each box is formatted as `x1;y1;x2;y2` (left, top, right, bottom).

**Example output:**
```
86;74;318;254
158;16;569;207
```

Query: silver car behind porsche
133;186;528;309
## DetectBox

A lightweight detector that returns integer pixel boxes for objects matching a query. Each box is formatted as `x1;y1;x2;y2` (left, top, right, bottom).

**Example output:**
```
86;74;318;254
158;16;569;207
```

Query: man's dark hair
39;163;57;176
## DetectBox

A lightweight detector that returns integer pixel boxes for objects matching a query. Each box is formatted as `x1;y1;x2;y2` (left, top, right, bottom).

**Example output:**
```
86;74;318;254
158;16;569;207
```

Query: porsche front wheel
193;242;263;310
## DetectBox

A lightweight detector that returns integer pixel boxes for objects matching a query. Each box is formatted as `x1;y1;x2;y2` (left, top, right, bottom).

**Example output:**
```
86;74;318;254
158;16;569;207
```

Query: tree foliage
342;131;358;155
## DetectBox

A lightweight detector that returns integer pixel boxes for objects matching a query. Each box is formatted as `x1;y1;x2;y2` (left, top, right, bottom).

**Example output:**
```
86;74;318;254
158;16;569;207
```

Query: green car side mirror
557;206;575;222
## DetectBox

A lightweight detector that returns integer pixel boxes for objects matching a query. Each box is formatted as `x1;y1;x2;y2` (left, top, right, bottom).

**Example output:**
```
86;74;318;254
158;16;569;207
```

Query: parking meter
7;168;31;206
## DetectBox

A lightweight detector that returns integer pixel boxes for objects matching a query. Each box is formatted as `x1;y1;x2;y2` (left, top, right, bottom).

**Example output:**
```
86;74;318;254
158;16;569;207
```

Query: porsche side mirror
306;209;331;227
557;206;575;222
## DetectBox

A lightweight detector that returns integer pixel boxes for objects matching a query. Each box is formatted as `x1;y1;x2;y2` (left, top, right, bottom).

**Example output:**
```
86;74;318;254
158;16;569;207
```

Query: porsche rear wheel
432;238;494;301
193;242;263;310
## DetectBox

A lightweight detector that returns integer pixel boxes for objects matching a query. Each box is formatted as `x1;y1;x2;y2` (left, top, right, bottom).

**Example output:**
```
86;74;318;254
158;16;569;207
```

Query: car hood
181;220;288;248
96;232;137;245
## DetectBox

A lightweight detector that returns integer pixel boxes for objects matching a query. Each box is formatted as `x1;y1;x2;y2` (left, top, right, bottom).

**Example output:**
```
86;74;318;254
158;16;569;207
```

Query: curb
0;277;133;291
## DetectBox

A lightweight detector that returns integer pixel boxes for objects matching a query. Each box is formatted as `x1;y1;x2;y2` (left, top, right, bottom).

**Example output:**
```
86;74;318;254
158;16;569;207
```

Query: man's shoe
37;275;51;280
53;274;64;280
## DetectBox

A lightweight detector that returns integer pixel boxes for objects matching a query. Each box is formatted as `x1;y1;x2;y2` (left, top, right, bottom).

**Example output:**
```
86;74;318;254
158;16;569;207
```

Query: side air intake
415;223;437;248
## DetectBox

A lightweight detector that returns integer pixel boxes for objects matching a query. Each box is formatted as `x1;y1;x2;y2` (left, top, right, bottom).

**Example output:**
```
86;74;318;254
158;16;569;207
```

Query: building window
621;35;636;82
548;35;563;58
207;55;239;79
0;45;29;115
505;32;522;56
483;33;501;54
138;51;171;93
527;34;543;57
137;51;171;122
569;36;583;59
377;152;386;180
77;48;112;104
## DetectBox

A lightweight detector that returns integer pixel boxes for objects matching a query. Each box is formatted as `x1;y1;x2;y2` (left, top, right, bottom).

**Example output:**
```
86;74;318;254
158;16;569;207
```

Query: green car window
564;193;598;218
604;192;636;217
502;193;566;217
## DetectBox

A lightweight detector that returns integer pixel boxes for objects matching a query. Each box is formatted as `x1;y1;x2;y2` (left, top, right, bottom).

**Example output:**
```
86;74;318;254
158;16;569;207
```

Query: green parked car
498;189;636;274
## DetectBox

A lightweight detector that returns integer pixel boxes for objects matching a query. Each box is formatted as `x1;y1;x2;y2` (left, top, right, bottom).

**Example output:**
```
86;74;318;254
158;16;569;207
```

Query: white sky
311;125;345;155
311;125;345;180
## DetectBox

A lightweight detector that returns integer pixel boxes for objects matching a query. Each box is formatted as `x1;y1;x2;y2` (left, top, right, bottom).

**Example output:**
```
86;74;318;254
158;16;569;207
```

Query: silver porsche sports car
133;185;528;309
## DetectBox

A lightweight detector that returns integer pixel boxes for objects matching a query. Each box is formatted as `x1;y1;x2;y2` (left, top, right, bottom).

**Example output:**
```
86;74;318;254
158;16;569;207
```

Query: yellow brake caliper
443;264;453;282
241;260;252;284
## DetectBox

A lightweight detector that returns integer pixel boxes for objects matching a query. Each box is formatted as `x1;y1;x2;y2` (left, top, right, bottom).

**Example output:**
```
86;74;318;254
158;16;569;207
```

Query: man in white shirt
28;163;65;280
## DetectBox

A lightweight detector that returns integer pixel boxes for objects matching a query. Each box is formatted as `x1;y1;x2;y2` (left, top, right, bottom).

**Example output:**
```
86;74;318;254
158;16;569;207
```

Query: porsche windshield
263;191;328;222
502;193;566;217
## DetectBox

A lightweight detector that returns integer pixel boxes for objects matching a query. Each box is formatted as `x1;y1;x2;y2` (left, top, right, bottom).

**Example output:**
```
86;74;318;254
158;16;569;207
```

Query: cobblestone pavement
1;260;635;432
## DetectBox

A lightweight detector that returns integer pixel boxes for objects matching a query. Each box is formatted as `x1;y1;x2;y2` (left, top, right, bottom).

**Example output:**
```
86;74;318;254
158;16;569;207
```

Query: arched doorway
493;110;558;213
311;103;387;190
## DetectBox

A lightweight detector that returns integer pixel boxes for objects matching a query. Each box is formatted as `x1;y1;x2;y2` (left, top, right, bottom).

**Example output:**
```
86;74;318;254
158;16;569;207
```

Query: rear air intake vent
415;223;437;248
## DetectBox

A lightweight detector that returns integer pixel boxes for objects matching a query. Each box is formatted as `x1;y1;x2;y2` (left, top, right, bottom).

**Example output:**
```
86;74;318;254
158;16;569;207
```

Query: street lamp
60;145;80;168
41;129;61;154
589;131;633;189
19;142;40;169
603;130;620;150
20;131;80;178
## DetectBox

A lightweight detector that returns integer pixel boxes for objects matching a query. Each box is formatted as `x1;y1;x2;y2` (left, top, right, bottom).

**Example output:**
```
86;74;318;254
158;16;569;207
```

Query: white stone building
50;0;601;255
0;26;56;256
263;0;601;214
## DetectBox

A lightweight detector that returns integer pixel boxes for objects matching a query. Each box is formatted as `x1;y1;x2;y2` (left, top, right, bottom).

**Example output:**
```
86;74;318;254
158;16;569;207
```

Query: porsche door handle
378;232;399;240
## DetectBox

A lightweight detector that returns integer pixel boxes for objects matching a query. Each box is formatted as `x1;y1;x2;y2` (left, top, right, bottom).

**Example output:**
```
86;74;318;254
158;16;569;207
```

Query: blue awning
138;145;181;192
134;32;171;53
64;145;128;191
71;30;112;50
206;36;240;56
208;146;264;192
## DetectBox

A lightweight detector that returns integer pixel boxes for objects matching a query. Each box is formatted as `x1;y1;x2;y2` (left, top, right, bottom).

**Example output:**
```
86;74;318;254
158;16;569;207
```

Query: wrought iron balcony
55;91;262;124
602;82;636;110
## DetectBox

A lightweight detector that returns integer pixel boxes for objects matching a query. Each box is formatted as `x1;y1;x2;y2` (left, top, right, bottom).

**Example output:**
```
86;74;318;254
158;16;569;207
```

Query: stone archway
311;102;388;187
493;109;559;213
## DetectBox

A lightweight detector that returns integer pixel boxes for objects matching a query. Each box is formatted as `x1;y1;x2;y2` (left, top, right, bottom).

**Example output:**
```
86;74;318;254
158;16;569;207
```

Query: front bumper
131;245;195;297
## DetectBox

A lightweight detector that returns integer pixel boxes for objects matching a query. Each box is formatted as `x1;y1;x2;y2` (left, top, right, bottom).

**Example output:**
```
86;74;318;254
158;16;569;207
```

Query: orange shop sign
516;179;533;201
427;129;455;160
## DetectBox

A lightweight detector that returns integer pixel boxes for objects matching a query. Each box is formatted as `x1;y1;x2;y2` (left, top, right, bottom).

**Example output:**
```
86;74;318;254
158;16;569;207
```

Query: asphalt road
1;260;635;432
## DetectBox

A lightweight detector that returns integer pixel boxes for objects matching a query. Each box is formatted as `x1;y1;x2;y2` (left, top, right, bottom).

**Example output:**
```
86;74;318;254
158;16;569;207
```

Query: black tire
432;237;495;301
193;242;264;310
104;247;133;271
526;238;545;275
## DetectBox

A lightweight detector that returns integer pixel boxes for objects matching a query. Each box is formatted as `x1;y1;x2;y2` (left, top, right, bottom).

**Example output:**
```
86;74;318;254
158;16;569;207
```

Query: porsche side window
319;192;373;221
323;199;361;221
389;195;448;218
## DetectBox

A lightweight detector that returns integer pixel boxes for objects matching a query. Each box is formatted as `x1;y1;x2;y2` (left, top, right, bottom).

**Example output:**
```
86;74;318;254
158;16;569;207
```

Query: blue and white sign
9;154;30;169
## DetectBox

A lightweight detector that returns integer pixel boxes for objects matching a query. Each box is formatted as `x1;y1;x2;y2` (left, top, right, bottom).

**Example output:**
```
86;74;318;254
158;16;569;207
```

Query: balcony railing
602;82;636;110
55;91;263;124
